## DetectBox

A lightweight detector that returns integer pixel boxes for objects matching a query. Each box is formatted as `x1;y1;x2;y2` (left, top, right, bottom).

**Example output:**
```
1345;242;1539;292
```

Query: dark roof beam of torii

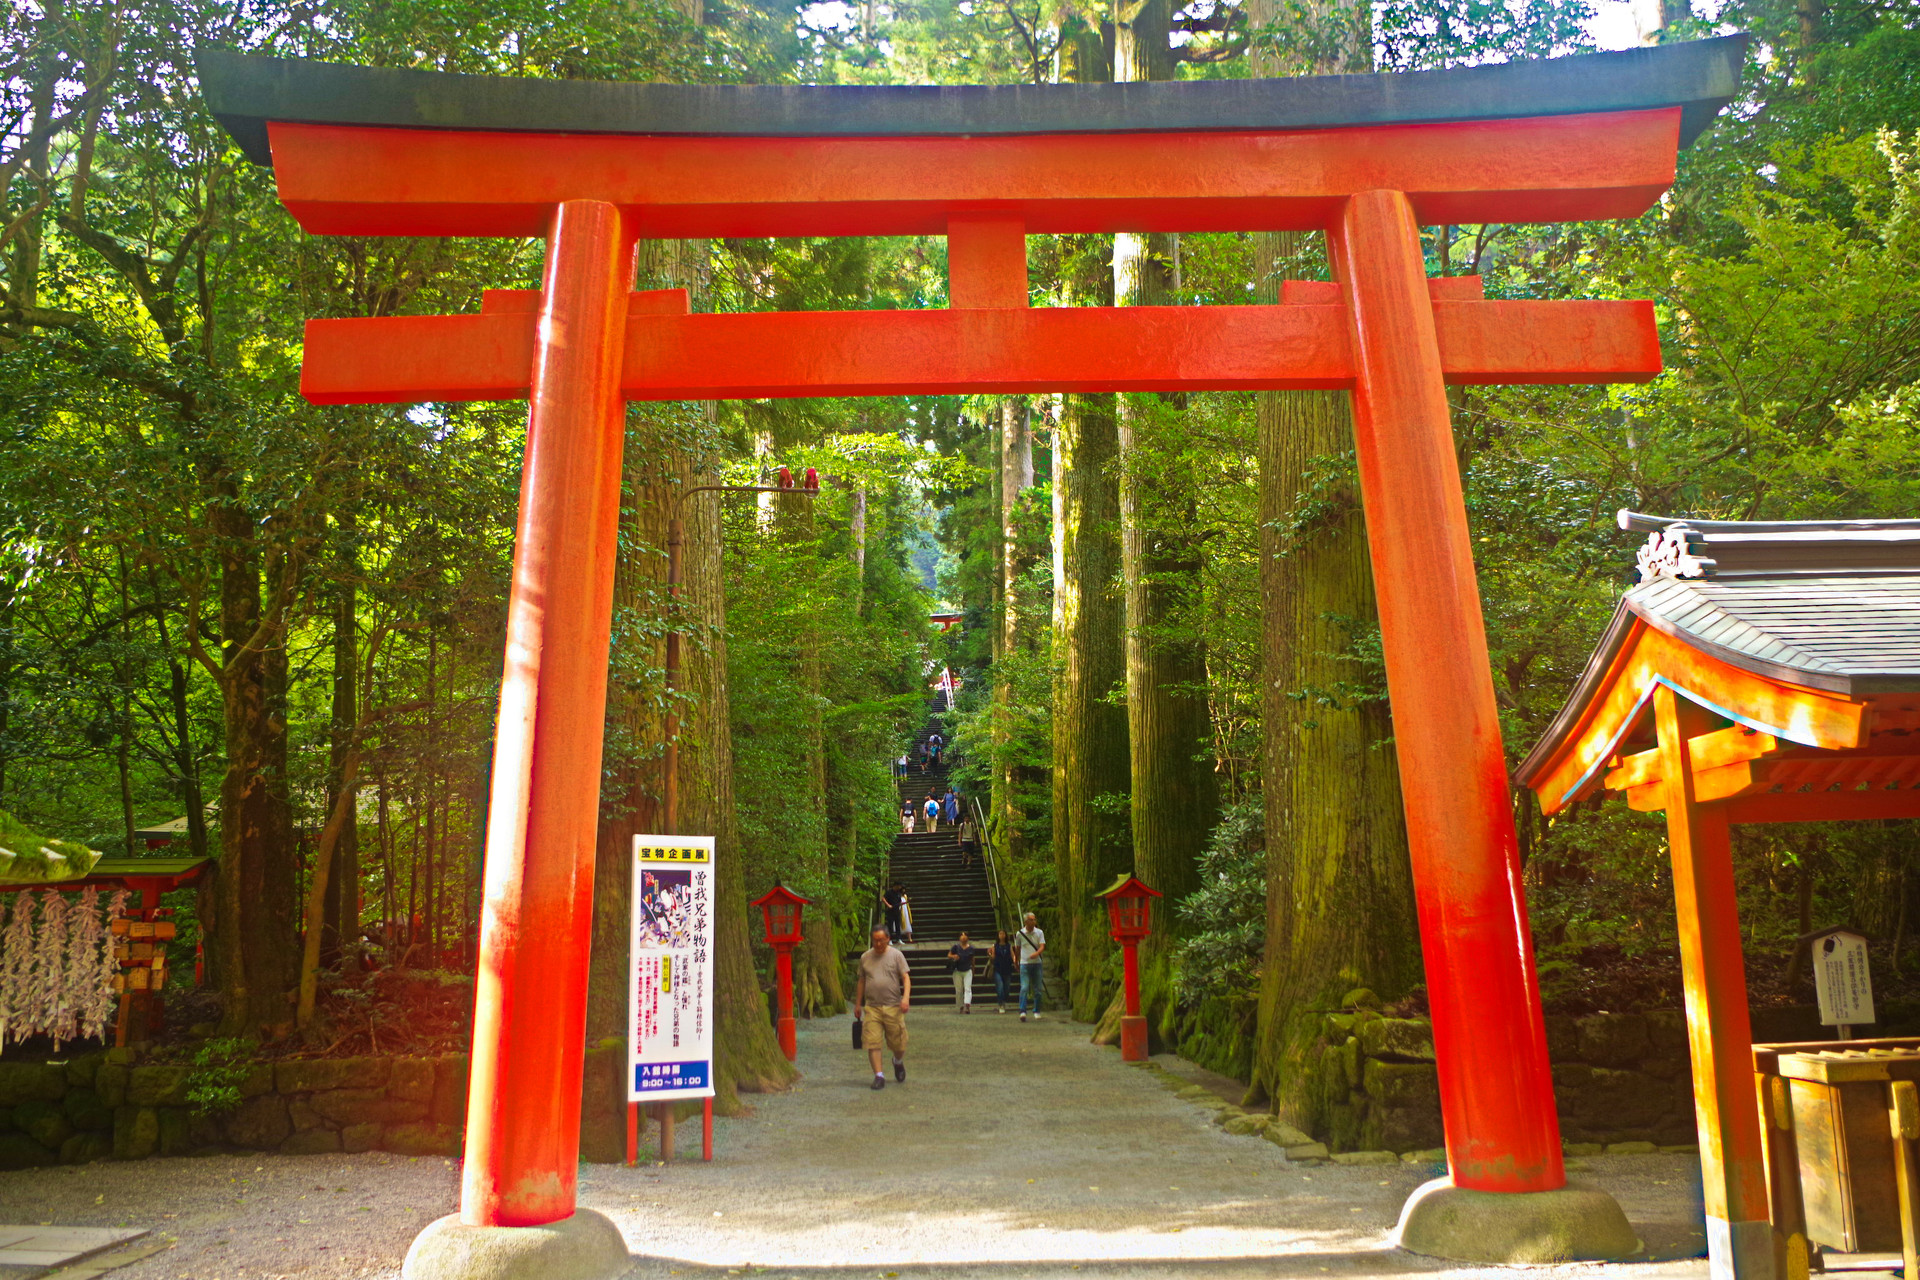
200;38;1747;161
197;39;1748;240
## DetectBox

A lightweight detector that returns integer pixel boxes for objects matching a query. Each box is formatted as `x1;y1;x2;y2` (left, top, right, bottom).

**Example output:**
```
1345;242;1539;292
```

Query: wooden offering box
1754;1039;1920;1273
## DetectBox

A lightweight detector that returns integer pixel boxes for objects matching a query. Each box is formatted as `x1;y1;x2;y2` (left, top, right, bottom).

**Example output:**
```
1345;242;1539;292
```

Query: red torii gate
202;38;1743;1279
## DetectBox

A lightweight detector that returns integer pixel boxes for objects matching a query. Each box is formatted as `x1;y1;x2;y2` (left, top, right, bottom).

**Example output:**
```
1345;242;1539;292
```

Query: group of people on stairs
894;730;947;776
851;911;1050;1092
900;784;974;839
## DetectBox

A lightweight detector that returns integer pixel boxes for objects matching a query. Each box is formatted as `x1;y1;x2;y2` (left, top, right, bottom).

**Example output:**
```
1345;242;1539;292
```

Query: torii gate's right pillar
1332;189;1641;1259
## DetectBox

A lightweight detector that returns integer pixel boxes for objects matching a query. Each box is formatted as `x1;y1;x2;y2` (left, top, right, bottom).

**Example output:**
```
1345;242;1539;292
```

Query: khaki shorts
862;1004;908;1055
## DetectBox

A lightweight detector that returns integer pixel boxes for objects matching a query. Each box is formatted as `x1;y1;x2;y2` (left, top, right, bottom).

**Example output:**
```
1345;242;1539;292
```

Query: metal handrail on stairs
970;794;1013;934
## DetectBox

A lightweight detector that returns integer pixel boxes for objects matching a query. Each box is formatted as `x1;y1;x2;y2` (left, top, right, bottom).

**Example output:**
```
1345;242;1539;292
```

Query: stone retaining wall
1319;1000;1920;1156
1319;1010;1698;1155
0;1043;631;1169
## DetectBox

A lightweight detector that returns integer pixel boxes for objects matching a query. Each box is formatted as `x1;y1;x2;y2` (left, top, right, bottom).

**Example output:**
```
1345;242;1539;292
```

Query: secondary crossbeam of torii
201;38;1747;1280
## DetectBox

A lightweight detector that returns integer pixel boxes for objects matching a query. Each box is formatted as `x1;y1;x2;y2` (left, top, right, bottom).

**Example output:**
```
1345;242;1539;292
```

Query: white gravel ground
0;1005;1713;1279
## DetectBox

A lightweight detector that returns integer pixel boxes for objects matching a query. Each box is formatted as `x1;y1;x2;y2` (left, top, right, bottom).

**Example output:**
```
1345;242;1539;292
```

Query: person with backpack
1016;913;1046;1021
946;932;977;1014
899;796;916;835
922;793;941;833
989;930;1016;1013
957;815;977;869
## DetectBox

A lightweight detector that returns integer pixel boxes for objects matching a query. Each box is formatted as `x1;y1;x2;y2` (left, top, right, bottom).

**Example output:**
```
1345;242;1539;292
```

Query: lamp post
1095;873;1162;1062
663;467;819;835
751;882;812;1061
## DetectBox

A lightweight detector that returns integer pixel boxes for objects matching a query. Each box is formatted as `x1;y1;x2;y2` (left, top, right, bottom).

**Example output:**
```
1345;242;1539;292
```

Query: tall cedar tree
1246;0;1422;1122
1107;0;1217;1047
993;397;1038;861
1050;15;1132;1021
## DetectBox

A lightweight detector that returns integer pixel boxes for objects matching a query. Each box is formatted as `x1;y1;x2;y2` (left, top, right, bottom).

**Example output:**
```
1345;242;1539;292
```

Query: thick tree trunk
1046;32;1131;1012
323;572;360;958
848;485;868;599
1251;336;1421;1126
166;654;210;862
687;446;798;1105
773;488;844;1014
1110;0;1214;1044
1244;0;1419;1127
585;399;671;1045
1054;382;1129;1023
994;398;1036;862
1049;10;1128;1021
211;499;298;1038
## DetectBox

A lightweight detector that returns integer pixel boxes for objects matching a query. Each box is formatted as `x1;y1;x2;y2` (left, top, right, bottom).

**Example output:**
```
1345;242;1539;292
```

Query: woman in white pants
947;932;977;1013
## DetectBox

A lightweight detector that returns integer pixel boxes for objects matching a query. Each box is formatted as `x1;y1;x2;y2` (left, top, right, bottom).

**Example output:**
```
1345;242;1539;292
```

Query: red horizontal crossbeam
301;293;1659;404
267;108;1679;239
1724;790;1920;824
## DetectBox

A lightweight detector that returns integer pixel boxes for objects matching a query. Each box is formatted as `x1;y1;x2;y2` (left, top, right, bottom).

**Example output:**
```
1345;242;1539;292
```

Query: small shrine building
1517;511;1920;1280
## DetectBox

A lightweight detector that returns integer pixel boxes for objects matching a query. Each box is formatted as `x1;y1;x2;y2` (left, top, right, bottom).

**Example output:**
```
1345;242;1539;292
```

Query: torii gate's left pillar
403;200;634;1279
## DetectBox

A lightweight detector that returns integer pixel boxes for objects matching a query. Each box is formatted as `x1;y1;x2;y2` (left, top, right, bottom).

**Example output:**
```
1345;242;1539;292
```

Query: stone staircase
885;725;998;1007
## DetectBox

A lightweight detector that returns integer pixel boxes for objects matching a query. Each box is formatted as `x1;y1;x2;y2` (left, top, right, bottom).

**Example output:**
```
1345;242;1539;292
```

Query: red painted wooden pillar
1655;685;1771;1279
1329;189;1564;1193
462;199;632;1228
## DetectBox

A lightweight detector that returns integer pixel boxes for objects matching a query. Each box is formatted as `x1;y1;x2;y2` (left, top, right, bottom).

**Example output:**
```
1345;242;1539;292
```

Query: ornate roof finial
1633;522;1714;583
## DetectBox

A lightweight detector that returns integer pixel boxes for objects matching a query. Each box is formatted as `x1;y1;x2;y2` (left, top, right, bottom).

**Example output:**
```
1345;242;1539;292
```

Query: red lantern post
1095;874;1162;1062
752;883;811;1061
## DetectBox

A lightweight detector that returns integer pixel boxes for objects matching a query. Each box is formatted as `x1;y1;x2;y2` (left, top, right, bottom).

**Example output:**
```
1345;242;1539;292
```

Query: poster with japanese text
628;835;716;1101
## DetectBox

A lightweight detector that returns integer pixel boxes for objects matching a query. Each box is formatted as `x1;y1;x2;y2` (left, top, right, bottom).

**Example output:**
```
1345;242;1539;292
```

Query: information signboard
628;834;716;1102
1814;928;1875;1029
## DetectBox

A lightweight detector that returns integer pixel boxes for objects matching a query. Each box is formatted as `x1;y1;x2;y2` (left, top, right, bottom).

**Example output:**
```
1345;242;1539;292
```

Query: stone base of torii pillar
1395;1177;1640;1265
404;1210;631;1280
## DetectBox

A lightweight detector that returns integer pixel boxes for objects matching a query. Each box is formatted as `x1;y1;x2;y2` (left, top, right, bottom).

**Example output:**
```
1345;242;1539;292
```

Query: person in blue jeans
989;930;1016;1013
1016;913;1046;1021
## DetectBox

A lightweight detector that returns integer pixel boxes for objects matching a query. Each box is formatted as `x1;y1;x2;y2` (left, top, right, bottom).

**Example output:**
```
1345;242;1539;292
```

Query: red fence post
1329;189;1563;1194
461;198;632;1228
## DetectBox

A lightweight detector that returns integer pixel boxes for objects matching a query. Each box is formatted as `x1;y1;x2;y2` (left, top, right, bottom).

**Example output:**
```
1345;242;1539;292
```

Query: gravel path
0;1006;1713;1279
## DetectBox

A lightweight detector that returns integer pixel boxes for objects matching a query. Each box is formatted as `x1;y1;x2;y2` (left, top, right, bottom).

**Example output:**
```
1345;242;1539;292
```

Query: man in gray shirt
854;926;911;1090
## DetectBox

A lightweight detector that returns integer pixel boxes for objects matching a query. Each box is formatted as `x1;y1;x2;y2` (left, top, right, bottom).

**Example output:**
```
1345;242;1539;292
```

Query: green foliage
1173;800;1266;1010
184;1038;259;1116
